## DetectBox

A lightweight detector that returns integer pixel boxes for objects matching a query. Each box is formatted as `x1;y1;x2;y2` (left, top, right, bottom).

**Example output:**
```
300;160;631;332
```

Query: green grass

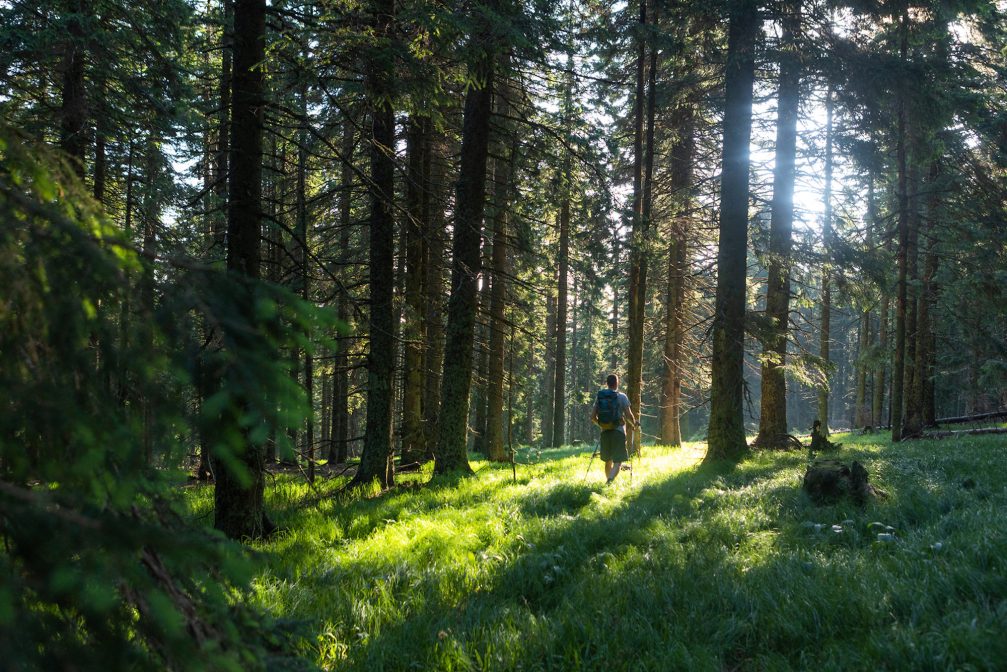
184;433;1007;670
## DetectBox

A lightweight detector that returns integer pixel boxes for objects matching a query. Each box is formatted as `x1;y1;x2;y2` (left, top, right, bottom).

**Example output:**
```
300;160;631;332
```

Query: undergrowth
184;433;1007;671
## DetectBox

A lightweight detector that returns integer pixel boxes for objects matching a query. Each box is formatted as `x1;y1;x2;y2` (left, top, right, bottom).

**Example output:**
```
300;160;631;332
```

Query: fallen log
934;410;1007;425
923;427;1007;440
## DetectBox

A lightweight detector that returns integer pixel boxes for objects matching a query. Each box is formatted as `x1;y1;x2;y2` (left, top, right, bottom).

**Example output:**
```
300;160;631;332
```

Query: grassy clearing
184;433;1007;670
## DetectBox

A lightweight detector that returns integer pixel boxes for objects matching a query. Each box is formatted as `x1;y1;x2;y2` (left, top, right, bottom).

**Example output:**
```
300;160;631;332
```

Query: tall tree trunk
891;9;910;443
401;115;428;464
541;288;556;447
214;0;233;254
59;0;87;177
704;0;758;463
472;279;491;453
435;24;497;475
660;106;693;447
331;120;353;465
902;156;923;437
873;295;889;427
754;0;800;448
296;85;314;483
817;88;834;434
423;129;447;456
351;0;397;489
626;0;651;452
486;64;515;462
552;205;570;447
213;0;270;539
916;161;939;428
855;310;870;427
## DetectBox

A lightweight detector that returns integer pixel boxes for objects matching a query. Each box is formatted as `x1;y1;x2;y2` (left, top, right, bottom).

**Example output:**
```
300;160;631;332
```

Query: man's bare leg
604;460;613;480
607;462;622;482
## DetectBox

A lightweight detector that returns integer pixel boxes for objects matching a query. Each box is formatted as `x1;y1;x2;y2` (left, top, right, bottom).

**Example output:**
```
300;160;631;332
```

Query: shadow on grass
335;455;796;671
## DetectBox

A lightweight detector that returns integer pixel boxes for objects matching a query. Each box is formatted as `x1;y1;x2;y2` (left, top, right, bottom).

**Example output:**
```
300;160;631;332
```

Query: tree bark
552;200;570;447
435;21;497;475
401;115;428;464
817;88;834;435
705;0;758;463
755;0;800;448
332;119;353;465
626;0;650;452
541;288;556;447
351;0;397;489
902;157;923;437
660;105;694;447
891;9;910;443
486;64;515;461
213;0;270;539
423;128;447;456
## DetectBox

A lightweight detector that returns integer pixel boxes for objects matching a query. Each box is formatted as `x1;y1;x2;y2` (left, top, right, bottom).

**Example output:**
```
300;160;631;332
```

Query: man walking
590;374;636;484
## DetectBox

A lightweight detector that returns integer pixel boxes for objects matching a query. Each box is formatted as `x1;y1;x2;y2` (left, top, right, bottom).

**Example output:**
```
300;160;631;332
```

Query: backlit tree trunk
435;16;497;474
755;0;800;448
351;0;397;489
705;0;758;463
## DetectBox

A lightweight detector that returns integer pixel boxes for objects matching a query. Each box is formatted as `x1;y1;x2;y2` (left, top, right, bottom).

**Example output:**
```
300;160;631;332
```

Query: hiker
590;374;636;484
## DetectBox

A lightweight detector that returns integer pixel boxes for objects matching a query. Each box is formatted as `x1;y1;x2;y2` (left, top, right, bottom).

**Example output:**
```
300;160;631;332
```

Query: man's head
606;374;618;389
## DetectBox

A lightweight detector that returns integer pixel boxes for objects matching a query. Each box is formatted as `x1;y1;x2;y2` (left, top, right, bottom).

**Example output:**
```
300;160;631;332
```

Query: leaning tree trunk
435;24;497;475
351;0;397;489
755;0;801;449
213;0;271;539
705;0;758;464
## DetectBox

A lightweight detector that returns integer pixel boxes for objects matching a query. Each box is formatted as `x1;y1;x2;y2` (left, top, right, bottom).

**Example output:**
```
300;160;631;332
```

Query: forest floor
185;433;1007;671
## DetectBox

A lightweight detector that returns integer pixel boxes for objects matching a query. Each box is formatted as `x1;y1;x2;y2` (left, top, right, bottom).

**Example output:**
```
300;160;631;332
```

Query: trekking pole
582;442;599;482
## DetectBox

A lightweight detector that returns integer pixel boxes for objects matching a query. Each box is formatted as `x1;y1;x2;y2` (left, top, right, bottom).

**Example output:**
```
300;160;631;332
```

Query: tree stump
803;459;885;505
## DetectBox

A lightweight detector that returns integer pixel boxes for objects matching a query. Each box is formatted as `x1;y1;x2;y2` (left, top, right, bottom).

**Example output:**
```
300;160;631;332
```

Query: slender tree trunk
486;64;515;461
542;288;556;447
351;0;397;489
435;25;497;475
626;0;651;451
891;9;910;443
705;0;758;463
213;0;271;539
754;0;800;448
423;129;447;457
214;0;233;254
917;161;940;428
660;105;694;447
331;120;353;465
296;84;314;483
902;156;923;437
401;115;428;464
552;205;570;447
817;88;834;434
472;279;491;453
855;310;870;427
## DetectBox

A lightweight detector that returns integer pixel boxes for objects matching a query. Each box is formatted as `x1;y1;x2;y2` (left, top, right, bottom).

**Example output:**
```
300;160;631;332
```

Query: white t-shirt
593;390;631;435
